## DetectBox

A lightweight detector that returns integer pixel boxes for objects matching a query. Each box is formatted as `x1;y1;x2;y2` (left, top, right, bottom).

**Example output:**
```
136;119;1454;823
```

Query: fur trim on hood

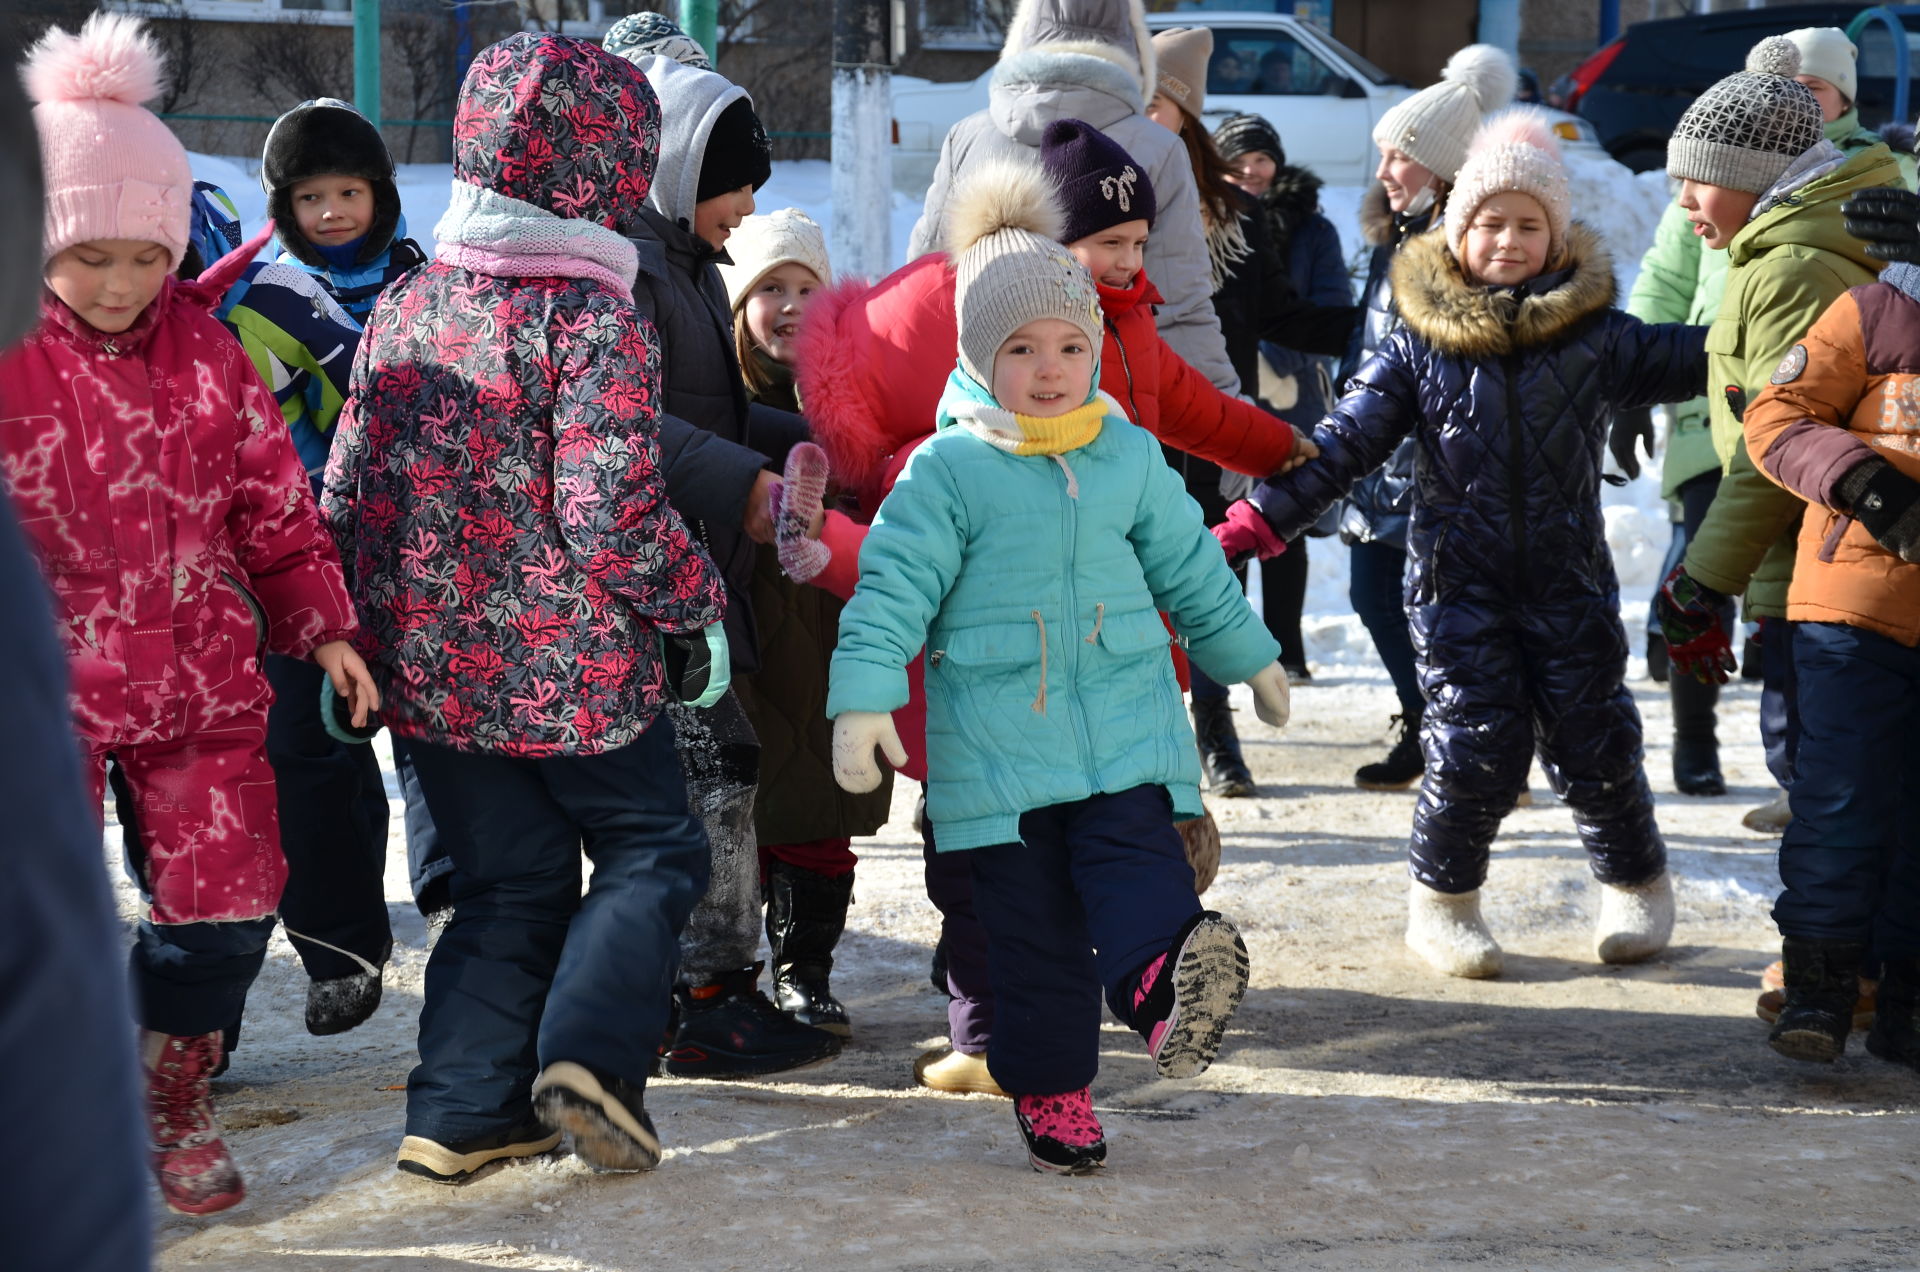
793;275;910;499
999;0;1153;106
1390;221;1614;358
945;158;1063;257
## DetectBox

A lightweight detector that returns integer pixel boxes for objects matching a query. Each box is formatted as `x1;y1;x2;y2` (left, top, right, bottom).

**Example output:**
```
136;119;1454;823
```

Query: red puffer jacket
0;274;356;750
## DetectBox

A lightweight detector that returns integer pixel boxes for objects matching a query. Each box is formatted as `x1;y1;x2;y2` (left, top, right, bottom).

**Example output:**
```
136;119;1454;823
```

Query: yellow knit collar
954;398;1108;456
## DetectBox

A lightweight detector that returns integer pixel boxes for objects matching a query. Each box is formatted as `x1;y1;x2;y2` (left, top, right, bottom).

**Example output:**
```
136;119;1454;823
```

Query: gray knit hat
945;159;1102;390
1666;37;1822;195
603;12;712;69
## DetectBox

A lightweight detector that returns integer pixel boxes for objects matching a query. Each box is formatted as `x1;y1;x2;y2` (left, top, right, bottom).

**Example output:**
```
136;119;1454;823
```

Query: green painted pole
680;0;718;64
354;0;382;130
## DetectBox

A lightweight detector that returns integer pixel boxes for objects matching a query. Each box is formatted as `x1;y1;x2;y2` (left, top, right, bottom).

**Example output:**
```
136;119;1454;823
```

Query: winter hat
1001;0;1156;108
1371;44;1518;184
718;207;832;310
260;97;401;267
1152;27;1212;119
696;96;772;201
602;11;712;70
1785;26;1858;104
1445;108;1572;261
946;159;1102;389
1666;37;1823;196
1212;112;1284;166
22;13;191;268
1038;118;1156;244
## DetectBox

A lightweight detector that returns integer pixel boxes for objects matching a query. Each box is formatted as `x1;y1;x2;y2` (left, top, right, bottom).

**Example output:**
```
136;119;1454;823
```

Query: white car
892;11;1598;191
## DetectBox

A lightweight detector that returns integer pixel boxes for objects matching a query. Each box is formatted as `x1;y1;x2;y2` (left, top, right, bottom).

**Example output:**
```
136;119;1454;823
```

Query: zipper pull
929;650;945;667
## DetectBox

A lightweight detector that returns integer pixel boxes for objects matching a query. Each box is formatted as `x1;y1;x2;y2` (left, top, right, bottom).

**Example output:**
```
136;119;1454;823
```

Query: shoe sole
1355;775;1420;792
659;1041;842;1079
1151;916;1251;1080
913;1056;1010;1097
1213;779;1256;799
532;1062;661;1172
395;1131;561;1184
1769;1027;1845;1064
161;1178;246;1216
1027;1149;1106;1176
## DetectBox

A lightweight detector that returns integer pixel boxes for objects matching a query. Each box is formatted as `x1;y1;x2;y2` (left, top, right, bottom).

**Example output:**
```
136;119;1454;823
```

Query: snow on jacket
1251;223;1705;605
1683;142;1898;619
1746;264;1920;646
826;373;1279;853
793;252;1296;513
0;271;356;751
323;32;725;758
905;0;1237;395
218;261;362;480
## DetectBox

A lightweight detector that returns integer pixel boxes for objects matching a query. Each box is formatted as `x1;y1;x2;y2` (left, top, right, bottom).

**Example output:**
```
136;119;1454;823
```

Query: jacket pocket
219;570;269;659
927;619;1049;813
1819;512;1853;564
1082;607;1181;777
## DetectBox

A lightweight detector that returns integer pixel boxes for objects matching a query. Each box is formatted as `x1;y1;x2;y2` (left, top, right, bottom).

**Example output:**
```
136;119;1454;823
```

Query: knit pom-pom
1441;43;1519;116
945;159;1065;258
1469;106;1563;164
22;13;167;109
1746;35;1802;79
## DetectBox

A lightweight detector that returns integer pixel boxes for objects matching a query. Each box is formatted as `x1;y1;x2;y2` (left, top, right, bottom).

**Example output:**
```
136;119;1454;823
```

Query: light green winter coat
1683;141;1900;618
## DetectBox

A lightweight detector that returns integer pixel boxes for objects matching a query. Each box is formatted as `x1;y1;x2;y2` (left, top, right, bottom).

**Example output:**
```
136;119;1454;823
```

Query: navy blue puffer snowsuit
1252;225;1706;893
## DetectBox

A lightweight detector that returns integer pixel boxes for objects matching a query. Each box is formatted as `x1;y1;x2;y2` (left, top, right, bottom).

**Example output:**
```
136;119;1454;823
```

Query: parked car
1554;2;1915;172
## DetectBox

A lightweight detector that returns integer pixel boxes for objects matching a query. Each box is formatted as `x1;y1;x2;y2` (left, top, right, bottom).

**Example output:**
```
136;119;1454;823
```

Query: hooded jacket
906;0;1237;397
322;33;725;758
218;261;362;480
1682;142;1899;618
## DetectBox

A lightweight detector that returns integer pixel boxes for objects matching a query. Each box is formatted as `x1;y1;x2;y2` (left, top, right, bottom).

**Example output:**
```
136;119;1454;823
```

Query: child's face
694;185;757;252
1146;93;1184;134
291;174;374;247
1794;74;1848;123
1677;179;1759;251
742;261;823;365
990;318;1095;418
1067;220;1151;289
1376;144;1438;213
1228;150;1277;198
44;239;172;334
1461;191;1552;287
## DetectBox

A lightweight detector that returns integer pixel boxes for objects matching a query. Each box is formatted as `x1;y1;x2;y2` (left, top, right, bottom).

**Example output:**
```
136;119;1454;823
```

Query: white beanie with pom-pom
1371;44;1519;185
1666;36;1824;195
22;12;191;266
1445;107;1572;261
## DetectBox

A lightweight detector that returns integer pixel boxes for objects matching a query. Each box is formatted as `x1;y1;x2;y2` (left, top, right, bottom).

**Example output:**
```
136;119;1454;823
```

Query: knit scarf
434;180;639;293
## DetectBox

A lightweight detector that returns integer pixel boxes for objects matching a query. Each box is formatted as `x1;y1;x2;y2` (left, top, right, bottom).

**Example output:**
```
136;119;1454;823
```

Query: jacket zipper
1107;319;1141;423
1056;463;1095;776
1503;352;1530;592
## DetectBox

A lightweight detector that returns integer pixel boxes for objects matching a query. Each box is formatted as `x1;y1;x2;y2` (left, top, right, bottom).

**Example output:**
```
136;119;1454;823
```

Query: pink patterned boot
142;1029;245;1215
1132;911;1251;1079
1013;1088;1106;1175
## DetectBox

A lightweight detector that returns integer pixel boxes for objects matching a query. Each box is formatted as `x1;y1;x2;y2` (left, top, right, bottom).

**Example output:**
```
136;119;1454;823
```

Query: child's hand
832;710;907;793
776;441;834;582
1275;426;1319;475
744;469;781;545
313;640;381;727
1247;662;1291;729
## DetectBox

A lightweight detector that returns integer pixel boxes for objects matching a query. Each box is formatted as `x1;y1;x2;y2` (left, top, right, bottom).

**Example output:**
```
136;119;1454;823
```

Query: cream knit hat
1445;108;1571;261
945;160;1101;390
1784;26;1858;104
1371;44;1518;184
1666;37;1823;195
717;208;832;311
1152;27;1213;120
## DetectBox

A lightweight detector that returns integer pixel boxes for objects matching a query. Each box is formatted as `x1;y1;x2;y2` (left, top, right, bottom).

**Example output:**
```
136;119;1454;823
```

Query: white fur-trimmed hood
996;0;1153;107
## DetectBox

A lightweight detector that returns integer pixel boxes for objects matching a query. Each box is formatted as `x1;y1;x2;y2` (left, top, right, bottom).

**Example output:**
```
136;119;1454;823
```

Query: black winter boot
1669;673;1726;796
659;964;842;1078
1190;697;1254;798
765;860;855;1037
1769;937;1867;1064
1866;956;1920;1071
1355;709;1423;791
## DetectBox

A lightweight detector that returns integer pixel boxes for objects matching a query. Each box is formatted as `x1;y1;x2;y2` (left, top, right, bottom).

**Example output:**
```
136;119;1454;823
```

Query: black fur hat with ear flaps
260;97;401;267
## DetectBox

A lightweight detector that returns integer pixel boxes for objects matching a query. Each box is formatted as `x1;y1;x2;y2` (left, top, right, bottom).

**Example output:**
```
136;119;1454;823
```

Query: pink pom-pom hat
22;13;191;266
1444;107;1573;263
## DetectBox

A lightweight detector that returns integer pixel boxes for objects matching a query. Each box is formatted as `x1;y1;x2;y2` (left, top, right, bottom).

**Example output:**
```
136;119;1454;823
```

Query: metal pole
830;0;892;279
354;0;382;130
1597;0;1621;44
680;0;719;64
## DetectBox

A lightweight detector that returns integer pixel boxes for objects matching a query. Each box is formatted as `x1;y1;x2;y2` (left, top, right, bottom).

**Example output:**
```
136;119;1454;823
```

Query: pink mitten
776;442;834;583
1210;499;1287;565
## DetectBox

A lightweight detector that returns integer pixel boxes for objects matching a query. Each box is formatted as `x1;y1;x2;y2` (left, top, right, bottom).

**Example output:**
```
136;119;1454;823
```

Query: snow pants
923;816;994;1054
1761;617;1801;789
1351;539;1423;718
670;690;764;985
1776;622;1920;958
1409;594;1665;894
402;718;707;1142
966;785;1200;1096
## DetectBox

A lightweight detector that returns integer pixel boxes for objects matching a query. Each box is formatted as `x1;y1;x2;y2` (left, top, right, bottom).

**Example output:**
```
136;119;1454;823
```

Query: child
1;15;378;1214
1225;109;1704;979
826;178;1289;1174
323;32;727;1182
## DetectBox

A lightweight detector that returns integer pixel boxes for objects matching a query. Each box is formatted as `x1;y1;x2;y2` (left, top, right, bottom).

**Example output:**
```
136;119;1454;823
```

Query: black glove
1843;187;1920;265
1608;406;1655;481
1837;457;1920;562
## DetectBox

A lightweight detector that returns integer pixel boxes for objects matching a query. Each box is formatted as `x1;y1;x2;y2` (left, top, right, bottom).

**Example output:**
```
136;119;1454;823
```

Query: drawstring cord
1031;611;1048;715
1050;453;1079;499
1084;602;1105;645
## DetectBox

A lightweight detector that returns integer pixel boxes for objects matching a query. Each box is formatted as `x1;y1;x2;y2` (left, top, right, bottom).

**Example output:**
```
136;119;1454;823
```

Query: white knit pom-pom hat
1371;43;1519;185
1666;36;1824;195
1446;108;1572;261
21;12;190;266
717;208;833;311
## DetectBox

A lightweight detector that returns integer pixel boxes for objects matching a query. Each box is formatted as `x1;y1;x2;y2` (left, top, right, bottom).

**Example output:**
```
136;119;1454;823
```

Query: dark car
1553;2;1918;171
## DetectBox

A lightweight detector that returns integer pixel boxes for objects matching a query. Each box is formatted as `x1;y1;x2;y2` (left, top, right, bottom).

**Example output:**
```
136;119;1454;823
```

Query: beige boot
1595;872;1675;964
1743;790;1792;834
912;1046;1008;1097
1405;882;1503;978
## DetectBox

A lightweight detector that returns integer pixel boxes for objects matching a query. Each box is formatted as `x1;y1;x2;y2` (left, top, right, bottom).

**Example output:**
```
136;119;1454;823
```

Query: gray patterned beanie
1667;37;1822;194
603;12;712;70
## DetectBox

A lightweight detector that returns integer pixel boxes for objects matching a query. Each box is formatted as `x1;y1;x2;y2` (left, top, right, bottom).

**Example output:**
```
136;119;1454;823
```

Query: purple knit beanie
1038;118;1156;244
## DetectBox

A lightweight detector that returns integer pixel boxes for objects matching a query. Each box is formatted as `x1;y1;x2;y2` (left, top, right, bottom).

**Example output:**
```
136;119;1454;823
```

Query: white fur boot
1405;882;1504;978
1595;872;1675;964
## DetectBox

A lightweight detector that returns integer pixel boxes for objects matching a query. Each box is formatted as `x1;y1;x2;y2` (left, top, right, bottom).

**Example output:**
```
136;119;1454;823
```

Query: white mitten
832;710;908;793
1247;661;1291;729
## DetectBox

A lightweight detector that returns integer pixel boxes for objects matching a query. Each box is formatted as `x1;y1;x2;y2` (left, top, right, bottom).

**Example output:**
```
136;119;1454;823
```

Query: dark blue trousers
1350;539;1423;716
965;785;1201;1096
922;818;993;1053
392;737;454;916
1761;618;1801;789
1776;622;1920;956
402;719;708;1141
